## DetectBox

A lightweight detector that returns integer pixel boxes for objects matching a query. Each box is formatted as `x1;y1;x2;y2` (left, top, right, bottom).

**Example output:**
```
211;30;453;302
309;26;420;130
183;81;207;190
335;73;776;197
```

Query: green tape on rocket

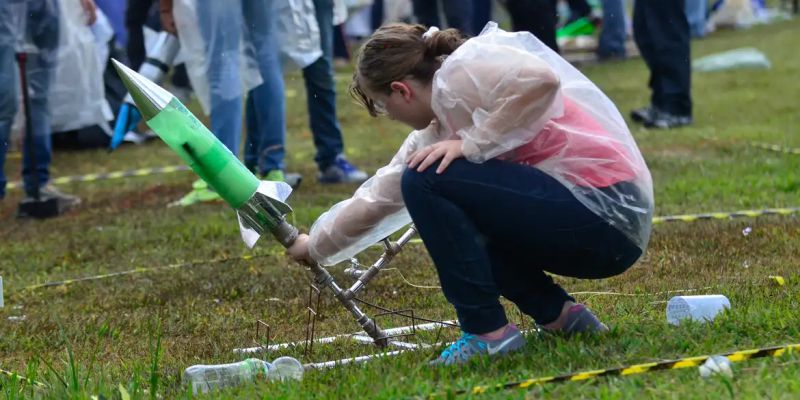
148;100;259;208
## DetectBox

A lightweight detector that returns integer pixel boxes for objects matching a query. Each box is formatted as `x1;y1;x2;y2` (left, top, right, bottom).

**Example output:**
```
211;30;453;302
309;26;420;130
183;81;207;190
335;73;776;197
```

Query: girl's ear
390;81;412;101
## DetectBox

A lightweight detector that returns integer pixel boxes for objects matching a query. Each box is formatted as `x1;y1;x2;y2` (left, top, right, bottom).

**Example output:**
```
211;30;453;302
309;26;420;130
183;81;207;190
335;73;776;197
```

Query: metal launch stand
303;226;419;347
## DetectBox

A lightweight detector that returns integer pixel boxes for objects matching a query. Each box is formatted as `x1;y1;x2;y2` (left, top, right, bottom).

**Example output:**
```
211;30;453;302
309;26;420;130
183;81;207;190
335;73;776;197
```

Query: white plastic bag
707;0;755;31
333;0;348;25
692;47;771;72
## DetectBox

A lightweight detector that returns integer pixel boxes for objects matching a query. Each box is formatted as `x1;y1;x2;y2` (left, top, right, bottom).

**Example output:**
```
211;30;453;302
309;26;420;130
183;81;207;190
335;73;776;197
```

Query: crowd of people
4;0;736;215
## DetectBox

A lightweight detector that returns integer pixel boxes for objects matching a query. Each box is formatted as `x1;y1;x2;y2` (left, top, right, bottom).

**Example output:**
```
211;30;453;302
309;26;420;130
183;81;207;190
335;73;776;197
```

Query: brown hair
350;24;466;117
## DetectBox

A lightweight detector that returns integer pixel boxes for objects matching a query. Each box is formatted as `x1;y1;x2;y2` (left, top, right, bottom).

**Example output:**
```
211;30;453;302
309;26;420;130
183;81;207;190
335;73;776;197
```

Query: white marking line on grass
232;320;457;354
351;335;431;350
305;328;542;370
304;350;407;369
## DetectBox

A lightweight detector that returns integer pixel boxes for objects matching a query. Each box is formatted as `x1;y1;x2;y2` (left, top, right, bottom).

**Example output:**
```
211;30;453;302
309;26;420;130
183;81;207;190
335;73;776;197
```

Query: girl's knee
401;166;426;196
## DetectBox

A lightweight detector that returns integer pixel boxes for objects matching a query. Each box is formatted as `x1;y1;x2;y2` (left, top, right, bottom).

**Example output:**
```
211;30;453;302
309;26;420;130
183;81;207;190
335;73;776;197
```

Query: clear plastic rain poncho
309;22;654;266
50;0;113;133
276;0;322;70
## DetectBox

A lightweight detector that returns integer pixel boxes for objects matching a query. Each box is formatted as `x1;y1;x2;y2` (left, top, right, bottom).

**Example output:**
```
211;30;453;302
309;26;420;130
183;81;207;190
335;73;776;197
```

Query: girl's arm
434;43;562;163
307;127;436;266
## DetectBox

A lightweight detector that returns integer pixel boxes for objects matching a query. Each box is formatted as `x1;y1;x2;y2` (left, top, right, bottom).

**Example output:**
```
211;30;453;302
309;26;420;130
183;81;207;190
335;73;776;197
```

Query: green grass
2;19;800;399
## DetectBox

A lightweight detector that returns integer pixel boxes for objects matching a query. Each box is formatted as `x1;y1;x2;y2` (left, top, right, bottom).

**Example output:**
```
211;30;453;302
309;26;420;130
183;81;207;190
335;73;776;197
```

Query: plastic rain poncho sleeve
308;124;445;266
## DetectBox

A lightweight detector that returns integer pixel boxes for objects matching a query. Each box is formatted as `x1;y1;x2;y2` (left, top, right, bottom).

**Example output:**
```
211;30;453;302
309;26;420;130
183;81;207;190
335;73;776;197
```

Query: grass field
1;18;799;399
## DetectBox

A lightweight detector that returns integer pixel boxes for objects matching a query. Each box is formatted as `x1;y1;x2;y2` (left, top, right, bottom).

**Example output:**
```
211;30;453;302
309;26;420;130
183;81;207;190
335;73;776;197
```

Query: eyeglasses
372;99;388;116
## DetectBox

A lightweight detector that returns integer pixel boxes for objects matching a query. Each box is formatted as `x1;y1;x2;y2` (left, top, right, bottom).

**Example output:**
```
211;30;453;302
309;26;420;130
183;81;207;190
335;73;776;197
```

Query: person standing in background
0;0;89;210
630;0;693;129
245;0;369;186
596;0;627;60
160;0;290;205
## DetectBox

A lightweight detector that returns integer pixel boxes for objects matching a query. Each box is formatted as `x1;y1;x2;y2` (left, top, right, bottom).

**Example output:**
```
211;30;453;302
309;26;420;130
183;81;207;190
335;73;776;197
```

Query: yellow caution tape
5;165;190;190
406;207;800;245
22;254;267;292
433;343;800;397
750;142;800;156
651;207;800;224
0;368;46;388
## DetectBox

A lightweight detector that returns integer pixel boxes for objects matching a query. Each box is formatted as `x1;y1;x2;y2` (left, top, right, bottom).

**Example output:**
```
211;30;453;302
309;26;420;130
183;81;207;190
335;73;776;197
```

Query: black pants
125;0;156;70
124;0;190;88
412;0;474;35
505;0;559;52
401;159;642;332
633;0;692;117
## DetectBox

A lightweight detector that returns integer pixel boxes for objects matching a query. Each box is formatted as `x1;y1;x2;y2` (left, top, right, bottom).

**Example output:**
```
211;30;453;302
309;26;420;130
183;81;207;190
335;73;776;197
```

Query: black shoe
644;109;692;129
17;184;81;218
630;107;654;124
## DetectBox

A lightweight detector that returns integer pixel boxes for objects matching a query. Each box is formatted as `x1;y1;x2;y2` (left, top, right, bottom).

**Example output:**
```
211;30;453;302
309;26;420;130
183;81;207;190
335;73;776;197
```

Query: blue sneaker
319;155;369;184
431;324;526;366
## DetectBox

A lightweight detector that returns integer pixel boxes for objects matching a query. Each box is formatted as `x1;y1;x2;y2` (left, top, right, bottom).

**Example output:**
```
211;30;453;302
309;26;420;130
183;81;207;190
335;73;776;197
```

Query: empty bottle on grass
183;357;303;394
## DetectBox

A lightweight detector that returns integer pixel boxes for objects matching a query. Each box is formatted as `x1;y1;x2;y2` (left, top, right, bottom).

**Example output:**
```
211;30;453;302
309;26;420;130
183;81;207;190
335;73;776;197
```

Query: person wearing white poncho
288;22;654;365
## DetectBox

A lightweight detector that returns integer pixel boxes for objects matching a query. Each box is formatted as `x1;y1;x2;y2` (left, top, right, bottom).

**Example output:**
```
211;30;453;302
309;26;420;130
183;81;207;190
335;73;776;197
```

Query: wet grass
1;19;799;399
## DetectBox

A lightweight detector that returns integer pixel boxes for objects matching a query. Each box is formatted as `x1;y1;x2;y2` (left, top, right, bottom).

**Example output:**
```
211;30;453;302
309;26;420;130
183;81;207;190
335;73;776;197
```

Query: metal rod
342;226;417;300
308;263;389;346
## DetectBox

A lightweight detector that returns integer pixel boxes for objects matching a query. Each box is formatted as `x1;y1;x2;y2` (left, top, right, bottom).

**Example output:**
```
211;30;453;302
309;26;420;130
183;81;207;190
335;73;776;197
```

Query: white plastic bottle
183;358;272;394
183;357;304;394
271;356;305;381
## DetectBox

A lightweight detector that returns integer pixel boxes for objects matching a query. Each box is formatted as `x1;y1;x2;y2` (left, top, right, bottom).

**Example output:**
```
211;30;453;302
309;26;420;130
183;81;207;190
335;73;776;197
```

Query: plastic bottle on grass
183;357;303;394
271;356;305;381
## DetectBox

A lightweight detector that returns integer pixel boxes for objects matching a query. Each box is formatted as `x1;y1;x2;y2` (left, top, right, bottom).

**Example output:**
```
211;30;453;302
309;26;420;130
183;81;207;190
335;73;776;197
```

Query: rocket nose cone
111;58;139;94
111;58;173;121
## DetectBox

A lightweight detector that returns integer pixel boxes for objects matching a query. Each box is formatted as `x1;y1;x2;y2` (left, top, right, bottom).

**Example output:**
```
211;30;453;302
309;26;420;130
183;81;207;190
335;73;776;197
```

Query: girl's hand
159;0;177;35
287;233;315;266
407;140;463;174
80;0;97;25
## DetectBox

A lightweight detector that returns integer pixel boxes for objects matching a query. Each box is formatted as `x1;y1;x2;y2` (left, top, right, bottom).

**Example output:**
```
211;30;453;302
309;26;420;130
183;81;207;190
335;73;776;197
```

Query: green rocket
111;59;298;249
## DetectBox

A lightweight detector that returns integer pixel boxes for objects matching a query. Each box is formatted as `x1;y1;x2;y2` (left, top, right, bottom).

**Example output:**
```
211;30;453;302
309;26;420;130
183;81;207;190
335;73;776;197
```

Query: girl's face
368;79;436;130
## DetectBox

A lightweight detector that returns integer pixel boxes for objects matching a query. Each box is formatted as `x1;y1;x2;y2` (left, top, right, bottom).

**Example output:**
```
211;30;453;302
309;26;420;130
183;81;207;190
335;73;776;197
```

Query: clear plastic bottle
183;357;304;394
271;356;304;381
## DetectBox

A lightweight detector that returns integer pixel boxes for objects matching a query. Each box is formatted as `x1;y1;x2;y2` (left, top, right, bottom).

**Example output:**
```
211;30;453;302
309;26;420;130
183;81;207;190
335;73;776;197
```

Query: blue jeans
597;0;627;58
196;0;285;159
245;0;344;174
401;159;642;333
0;0;59;198
685;0;707;38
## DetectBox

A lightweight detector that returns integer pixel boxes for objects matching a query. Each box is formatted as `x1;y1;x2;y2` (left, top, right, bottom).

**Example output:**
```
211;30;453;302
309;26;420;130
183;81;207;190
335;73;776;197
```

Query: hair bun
424;27;466;59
